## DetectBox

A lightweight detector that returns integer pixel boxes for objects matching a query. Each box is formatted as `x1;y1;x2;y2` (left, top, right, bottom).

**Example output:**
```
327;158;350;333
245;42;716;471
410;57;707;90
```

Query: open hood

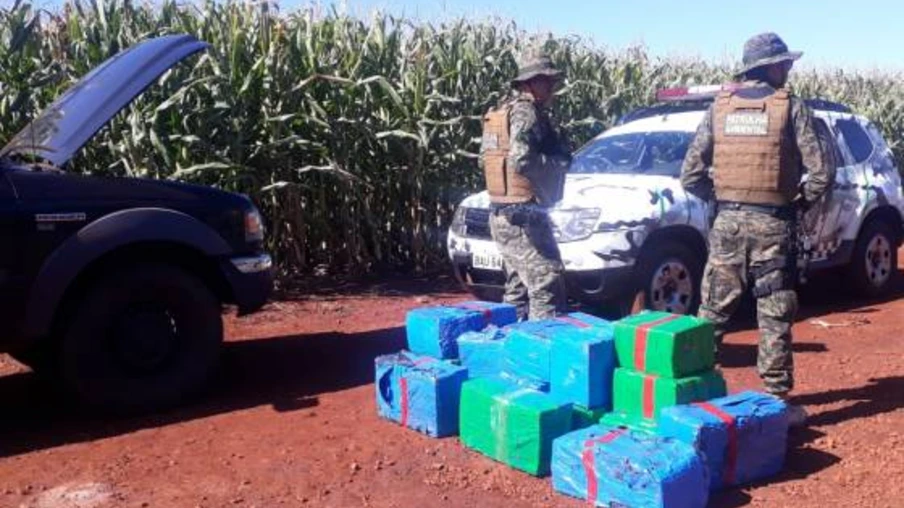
0;34;209;167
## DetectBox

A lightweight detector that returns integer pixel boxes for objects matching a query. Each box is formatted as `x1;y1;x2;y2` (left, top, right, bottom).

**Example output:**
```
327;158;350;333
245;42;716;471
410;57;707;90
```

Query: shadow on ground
0;326;405;458
719;341;830;369
276;271;463;301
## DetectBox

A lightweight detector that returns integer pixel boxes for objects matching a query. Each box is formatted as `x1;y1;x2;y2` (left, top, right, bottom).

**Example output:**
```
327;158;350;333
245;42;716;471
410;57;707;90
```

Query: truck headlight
450;206;468;236
549;208;600;243
244;207;265;243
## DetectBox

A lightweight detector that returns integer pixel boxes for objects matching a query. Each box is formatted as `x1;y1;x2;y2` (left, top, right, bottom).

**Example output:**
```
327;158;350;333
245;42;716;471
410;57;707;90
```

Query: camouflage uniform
476;50;572;321
681;80;833;395
481;93;570;320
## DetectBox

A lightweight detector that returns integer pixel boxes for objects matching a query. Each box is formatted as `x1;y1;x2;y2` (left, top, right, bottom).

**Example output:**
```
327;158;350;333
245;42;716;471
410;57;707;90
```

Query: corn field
2;1;904;279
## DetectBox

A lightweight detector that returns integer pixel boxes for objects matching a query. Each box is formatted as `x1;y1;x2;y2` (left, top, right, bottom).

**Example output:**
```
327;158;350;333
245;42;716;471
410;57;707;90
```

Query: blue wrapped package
502;320;564;388
550;314;616;409
561;312;612;328
457;326;507;379
406;301;517;359
375;351;469;437
658;391;789;491
552;424;708;508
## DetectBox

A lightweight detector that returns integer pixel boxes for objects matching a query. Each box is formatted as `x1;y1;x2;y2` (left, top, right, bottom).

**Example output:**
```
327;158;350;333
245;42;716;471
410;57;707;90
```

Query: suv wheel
634;241;703;315
848;219;898;297
60;262;223;412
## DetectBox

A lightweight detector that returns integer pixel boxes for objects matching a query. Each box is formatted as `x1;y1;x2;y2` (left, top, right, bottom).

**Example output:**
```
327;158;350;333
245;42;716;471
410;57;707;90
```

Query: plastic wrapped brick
659;391;789;491
550;314;616;409
609;368;727;429
406;301;517;359
552;424;709;508
614;311;715;378
571;405;608;430
560;312;613;329
457;326;507;379
502;319;599;388
375;351;468;437
459;377;572;476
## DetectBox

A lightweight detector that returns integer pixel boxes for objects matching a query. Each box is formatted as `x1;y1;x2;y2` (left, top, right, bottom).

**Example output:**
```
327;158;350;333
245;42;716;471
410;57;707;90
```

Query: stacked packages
603;311;726;430
376;302;791;508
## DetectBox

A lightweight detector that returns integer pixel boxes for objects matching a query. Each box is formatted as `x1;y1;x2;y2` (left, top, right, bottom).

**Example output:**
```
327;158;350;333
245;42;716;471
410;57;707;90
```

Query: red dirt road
1;266;902;508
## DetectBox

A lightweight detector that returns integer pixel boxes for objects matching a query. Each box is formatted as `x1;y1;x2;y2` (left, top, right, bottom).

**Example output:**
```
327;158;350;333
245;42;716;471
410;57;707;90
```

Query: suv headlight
450;206;468;236
549;208;600;243
244;207;265;243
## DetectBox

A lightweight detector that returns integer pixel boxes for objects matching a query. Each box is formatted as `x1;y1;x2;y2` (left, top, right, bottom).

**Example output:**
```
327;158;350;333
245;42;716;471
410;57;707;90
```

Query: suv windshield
569;131;693;177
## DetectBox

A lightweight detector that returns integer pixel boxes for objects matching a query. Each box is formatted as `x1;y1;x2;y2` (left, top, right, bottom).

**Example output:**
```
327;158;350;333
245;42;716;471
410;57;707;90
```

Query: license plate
472;252;503;271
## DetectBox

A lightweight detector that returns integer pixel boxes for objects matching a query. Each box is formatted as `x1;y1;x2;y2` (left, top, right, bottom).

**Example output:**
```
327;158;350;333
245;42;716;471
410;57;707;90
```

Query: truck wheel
9;343;58;374
848;219;899;298
633;241;703;315
60;262;223;412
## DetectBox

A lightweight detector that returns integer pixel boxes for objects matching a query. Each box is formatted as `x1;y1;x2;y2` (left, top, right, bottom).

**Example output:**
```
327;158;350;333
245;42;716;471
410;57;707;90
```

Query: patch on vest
483;133;499;150
724;112;769;136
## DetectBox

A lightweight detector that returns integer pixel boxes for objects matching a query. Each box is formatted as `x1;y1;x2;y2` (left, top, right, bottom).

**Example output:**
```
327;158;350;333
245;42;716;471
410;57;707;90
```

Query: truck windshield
569;131;693;177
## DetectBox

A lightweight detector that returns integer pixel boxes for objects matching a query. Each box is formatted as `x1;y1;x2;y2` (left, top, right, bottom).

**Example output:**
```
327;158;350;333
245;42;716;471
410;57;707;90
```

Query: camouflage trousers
698;210;798;395
489;207;566;321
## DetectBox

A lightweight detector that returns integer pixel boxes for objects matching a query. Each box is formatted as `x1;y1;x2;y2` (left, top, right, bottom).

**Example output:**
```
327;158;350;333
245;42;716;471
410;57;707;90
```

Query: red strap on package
642;375;657;419
633;314;681;372
694;402;739;485
400;357;435;427
556;315;591;328
452;302;493;323
400;377;411;426
581;429;626;503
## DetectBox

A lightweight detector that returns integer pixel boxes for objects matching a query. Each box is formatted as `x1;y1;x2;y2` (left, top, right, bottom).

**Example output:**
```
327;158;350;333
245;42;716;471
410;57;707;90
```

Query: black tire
9;342;58;374
847;219;899;298
633;241;704;315
60;262;223;413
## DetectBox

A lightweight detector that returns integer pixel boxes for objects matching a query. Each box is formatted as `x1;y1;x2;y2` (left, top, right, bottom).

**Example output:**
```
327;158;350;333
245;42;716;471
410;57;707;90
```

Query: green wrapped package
571;405;608;430
610;367;727;428
614;311;715;378
459;378;572;477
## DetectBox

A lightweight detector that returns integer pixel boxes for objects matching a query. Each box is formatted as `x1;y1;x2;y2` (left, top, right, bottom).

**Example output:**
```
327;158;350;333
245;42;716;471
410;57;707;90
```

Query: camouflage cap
735;32;802;77
511;47;563;86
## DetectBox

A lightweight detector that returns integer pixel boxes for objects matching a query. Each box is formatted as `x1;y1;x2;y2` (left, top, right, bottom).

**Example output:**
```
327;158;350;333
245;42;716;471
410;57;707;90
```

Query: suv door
833;117;882;237
802;116;857;263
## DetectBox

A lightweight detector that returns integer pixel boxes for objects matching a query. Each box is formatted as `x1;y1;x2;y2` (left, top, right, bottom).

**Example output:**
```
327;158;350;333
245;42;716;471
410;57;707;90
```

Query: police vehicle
448;85;903;314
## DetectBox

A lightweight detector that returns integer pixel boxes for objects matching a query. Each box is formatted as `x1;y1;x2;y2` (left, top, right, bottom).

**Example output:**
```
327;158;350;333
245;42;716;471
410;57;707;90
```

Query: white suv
447;85;903;314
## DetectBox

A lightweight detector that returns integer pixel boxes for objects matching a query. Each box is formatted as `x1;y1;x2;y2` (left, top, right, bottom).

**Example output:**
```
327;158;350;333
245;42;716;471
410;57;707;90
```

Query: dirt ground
1;260;903;508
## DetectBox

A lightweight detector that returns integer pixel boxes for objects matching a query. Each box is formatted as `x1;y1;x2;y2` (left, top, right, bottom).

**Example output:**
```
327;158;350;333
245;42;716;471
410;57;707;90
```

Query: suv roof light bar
654;84;853;114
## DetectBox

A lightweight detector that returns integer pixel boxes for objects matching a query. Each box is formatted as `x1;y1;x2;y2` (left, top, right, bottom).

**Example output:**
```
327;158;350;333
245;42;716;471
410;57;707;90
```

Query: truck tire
848;218;899;298
633;241;703;315
60;262;223;412
8;343;58;374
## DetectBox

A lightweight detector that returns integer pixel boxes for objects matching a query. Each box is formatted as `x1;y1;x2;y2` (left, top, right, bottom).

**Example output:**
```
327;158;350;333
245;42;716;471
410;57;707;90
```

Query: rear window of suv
835;118;874;163
570;131;693;177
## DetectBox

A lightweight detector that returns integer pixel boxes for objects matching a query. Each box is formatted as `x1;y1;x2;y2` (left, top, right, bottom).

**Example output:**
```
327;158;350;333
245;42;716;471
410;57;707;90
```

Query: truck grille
464;208;492;239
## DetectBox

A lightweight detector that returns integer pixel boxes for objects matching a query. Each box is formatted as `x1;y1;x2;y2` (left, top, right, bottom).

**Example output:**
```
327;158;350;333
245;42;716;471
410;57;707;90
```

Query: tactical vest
712;87;801;206
481;104;535;204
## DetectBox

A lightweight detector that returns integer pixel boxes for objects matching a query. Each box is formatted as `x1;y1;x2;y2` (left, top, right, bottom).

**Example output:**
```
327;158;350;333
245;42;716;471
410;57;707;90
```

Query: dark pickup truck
0;35;273;412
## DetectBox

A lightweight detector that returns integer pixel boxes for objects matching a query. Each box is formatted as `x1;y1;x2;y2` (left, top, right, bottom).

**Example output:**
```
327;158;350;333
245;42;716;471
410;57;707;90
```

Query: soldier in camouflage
681;33;835;426
478;49;571;320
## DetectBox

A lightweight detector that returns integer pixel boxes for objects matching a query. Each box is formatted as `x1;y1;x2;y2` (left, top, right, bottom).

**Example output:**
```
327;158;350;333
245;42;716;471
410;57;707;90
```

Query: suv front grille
464;208;492;239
